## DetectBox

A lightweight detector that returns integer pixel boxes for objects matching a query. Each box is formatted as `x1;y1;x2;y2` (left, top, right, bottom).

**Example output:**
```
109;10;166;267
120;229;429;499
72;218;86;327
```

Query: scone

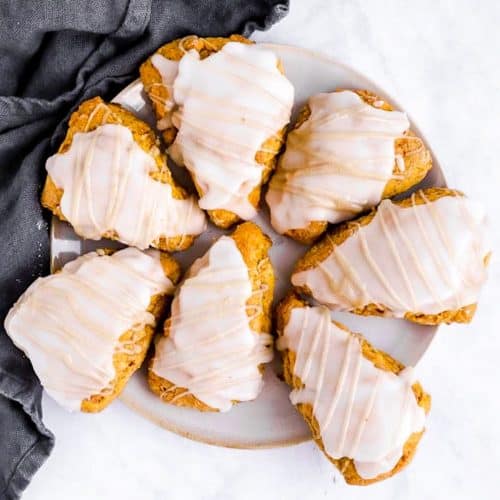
41;96;206;251
292;187;490;325
149;221;274;411
266;90;433;244
140;35;294;228
276;293;431;485
4;247;181;412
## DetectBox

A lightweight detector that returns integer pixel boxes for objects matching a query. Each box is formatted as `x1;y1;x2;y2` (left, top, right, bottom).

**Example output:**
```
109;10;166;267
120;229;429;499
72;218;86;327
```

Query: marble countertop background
24;1;500;499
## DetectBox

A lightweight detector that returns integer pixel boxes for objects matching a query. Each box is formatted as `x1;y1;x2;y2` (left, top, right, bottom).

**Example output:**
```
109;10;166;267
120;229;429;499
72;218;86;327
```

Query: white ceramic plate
50;43;445;448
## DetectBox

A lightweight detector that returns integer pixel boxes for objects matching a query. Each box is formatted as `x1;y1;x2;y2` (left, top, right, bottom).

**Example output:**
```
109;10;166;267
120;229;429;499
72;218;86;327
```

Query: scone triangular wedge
4;247;181;412
292;187;490;325
140;35;294;229
266;89;433;244
276;293;431;485
149;221;274;411
41;96;206;251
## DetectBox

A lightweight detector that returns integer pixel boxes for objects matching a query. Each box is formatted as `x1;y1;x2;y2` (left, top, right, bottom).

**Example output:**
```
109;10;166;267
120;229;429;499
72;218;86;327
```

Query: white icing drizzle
266;91;410;234
46;120;206;250
151;235;273;411
148;56;178;130
4;248;174;411
151;42;294;219
277;305;426;479
292;193;490;317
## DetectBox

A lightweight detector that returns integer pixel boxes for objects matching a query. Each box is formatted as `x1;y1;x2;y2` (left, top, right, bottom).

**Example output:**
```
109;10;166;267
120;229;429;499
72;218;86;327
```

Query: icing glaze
292;193;490;316
151;42;294;219
46;122;206;249
151;235;273;411
149;55;178;130
4;248;174;411
278;305;426;479
266;91;410;233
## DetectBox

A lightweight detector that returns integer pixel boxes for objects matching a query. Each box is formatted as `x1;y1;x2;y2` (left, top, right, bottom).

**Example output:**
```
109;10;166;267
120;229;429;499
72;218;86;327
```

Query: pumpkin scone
4;247;181;412
140;35;294;228
292;187;491;325
276;293;431;485
149;221;274;411
266;89;433;244
41;96;206;252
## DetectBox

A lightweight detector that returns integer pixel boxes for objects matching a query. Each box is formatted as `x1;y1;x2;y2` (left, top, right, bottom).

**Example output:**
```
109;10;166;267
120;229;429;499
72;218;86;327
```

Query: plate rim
51;42;444;450
119;390;310;450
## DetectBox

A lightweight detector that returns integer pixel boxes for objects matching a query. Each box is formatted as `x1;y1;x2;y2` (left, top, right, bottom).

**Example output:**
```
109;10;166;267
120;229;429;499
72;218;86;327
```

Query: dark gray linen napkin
0;1;288;498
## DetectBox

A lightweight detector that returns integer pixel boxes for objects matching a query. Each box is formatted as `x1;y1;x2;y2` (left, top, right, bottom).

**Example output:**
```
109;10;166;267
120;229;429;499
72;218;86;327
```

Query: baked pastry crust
81;251;181;412
140;35;288;229
148;221;274;411
279;90;432;245
293;187;489;325
41;96;201;252
276;293;431;485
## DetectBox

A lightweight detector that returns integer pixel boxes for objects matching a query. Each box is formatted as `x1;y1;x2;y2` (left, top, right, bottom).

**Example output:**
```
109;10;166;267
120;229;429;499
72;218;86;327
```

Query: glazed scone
4;247;180;413
149;221;274;411
266;90;433;244
41;96;206;251
293;188;490;325
140;35;294;228
276;293;431;485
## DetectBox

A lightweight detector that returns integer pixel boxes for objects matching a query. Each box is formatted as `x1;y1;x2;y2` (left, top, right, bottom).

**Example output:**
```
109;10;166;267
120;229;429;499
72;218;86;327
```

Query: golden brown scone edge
81;252;181;412
293;187;485;325
279;89;432;244
276;293;431;485
41;96;199;252
140;35;288;229
148;221;274;411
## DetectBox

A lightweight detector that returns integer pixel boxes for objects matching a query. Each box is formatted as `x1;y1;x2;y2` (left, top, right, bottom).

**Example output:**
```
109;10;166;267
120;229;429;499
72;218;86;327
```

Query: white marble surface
24;1;500;499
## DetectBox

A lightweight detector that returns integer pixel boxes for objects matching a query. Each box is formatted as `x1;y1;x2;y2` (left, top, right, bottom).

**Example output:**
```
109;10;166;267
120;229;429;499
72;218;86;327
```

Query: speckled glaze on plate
50;43;445;449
